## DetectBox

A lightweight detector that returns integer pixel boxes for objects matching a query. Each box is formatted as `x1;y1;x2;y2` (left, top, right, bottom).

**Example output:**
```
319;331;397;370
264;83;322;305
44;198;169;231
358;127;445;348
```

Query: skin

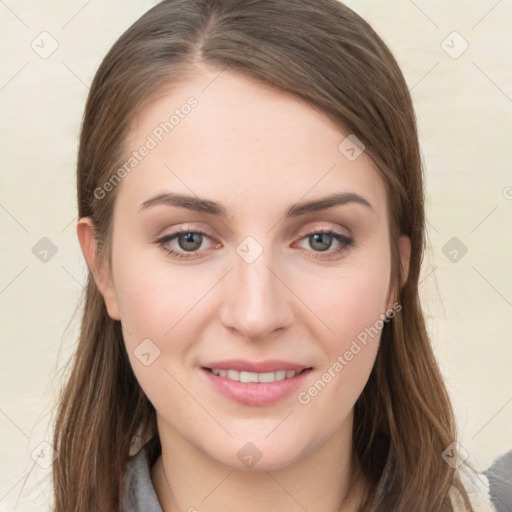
78;65;410;512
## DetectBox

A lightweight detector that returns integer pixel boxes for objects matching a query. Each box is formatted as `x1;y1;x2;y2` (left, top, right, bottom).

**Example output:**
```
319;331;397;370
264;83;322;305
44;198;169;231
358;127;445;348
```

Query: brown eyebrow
139;191;373;218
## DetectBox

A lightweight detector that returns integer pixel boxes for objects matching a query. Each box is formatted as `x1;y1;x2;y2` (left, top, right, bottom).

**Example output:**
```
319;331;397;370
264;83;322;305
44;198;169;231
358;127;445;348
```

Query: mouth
202;367;312;383
200;364;314;407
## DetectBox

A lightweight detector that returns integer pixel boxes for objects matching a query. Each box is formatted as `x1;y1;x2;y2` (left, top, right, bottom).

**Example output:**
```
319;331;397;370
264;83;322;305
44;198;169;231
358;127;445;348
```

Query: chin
203;436;309;472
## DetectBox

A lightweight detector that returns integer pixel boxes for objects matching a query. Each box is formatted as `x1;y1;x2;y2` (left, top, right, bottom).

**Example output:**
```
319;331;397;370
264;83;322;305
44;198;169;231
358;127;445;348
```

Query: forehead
117;67;387;220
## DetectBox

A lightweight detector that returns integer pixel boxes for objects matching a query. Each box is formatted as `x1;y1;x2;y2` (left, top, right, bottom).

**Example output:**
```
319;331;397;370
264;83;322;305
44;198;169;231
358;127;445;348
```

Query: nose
219;243;295;341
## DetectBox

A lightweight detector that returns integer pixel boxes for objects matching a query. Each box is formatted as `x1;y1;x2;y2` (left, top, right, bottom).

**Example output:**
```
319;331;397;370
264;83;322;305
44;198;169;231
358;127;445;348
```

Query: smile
201;367;313;406
206;368;308;383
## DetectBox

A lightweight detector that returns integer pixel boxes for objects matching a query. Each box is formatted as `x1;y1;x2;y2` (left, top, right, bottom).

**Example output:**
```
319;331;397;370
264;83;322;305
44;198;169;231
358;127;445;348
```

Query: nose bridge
220;236;294;339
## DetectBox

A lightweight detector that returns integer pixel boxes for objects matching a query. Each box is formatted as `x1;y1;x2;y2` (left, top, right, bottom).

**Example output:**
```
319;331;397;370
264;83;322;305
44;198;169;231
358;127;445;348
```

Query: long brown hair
52;1;477;510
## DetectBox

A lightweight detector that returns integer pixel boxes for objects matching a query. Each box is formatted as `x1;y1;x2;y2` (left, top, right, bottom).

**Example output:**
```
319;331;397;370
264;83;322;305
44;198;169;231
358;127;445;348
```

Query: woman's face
82;66;408;470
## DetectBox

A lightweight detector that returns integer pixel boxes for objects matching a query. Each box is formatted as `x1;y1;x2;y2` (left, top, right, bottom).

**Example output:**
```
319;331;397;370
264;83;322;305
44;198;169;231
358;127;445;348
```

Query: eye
294;229;354;260
154;229;219;260
154;227;354;260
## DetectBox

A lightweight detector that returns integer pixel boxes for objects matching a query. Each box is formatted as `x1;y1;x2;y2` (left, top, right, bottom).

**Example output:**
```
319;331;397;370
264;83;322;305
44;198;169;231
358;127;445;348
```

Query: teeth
240;371;259;383
210;368;301;382
258;371;277;383
227;369;239;381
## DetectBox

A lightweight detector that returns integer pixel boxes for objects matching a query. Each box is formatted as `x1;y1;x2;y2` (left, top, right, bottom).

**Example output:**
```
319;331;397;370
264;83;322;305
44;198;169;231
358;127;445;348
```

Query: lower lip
201;367;313;407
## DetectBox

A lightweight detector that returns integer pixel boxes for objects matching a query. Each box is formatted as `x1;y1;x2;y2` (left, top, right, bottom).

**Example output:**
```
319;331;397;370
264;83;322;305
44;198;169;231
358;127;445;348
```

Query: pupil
180;233;202;251
311;233;332;251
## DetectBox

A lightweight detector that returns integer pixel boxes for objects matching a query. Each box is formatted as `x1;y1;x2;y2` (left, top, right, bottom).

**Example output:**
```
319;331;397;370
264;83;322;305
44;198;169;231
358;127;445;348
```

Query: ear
398;235;411;288
386;235;411;311
76;217;121;320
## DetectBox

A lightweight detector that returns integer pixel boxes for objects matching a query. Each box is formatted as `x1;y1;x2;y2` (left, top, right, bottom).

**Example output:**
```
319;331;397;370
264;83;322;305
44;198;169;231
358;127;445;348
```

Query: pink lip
201;359;311;373
200;366;313;407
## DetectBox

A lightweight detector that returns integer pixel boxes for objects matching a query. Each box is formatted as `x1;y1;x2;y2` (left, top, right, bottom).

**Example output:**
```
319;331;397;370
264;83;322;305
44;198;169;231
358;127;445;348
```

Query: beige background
1;0;511;510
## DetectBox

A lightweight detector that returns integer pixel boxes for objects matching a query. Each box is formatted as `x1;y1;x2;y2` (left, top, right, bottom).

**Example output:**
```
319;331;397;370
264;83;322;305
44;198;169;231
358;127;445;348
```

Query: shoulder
448;466;496;512
485;449;512;512
122;436;163;512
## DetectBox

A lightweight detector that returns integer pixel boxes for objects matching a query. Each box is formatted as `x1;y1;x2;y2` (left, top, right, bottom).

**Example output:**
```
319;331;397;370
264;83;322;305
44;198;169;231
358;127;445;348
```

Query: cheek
114;250;205;405
111;235;203;337
295;257;390;413
304;257;391;347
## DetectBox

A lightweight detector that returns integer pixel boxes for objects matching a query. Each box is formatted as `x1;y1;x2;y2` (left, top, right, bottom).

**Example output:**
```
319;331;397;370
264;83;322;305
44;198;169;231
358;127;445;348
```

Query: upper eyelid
159;219;351;238
159;225;350;242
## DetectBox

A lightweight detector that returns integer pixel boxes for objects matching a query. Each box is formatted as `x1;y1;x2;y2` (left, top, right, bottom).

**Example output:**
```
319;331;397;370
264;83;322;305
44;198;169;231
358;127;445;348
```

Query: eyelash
154;228;354;261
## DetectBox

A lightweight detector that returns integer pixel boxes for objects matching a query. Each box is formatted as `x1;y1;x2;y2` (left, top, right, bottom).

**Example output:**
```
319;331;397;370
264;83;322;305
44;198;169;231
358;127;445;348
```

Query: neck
151;412;367;512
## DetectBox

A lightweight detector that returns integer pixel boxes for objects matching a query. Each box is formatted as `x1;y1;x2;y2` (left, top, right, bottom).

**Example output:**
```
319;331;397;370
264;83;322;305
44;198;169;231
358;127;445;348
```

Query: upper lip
202;359;312;373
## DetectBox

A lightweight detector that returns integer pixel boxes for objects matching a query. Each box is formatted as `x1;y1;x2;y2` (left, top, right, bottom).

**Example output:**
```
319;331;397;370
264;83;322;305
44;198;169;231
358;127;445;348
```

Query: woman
51;0;499;510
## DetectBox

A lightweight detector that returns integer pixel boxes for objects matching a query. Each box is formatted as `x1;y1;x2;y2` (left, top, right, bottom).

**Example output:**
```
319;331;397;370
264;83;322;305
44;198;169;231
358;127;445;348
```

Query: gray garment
485;449;512;512
122;437;509;511
122;437;163;512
